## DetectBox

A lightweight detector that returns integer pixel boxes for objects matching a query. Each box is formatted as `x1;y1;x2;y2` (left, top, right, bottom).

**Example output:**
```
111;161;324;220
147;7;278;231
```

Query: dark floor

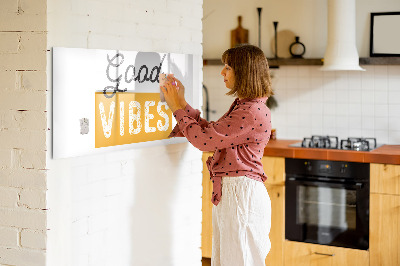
202;257;211;266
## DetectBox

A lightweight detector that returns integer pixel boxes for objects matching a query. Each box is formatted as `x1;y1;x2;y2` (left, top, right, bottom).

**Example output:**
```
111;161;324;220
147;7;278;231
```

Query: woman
161;44;273;266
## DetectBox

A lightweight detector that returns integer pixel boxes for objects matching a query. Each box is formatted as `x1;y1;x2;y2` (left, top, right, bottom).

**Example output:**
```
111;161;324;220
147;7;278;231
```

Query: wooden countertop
263;139;400;165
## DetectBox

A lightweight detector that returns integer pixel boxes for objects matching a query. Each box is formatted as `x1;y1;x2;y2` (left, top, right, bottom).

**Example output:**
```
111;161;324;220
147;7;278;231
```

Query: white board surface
52;47;201;159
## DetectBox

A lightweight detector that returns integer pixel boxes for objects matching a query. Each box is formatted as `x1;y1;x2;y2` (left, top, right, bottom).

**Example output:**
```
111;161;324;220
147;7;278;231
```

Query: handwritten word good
103;52;166;98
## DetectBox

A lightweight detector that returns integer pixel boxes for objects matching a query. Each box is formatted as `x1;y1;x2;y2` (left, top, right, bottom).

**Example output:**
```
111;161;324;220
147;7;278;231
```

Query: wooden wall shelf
203;57;400;67
268;58;323;67
359;57;400;65
203;58;323;67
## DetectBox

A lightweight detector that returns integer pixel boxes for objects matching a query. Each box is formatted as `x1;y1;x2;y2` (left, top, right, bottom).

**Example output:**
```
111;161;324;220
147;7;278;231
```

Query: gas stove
289;135;381;151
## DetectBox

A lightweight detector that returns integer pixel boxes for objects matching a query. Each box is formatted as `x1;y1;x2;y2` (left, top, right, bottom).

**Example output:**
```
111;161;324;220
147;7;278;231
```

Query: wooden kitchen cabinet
261;156;285;186
370;163;400;266
370;163;400;195
264;184;285;266
201;154;286;265
284;240;369;266
370;193;400;266
202;152;213;258
262;156;285;266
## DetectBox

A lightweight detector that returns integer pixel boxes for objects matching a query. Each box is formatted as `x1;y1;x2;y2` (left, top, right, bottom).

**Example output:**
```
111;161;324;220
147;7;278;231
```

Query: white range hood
320;0;365;71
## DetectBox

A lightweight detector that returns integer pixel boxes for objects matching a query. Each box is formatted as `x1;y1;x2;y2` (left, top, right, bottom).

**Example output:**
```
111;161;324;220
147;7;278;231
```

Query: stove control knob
340;164;347;174
304;161;312;171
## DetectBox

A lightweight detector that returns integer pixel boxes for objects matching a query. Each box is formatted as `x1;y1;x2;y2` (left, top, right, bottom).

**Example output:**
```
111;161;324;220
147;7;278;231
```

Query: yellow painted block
95;92;172;148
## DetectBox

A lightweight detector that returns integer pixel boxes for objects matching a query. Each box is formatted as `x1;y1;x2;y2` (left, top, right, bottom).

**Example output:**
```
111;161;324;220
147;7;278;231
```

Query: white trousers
212;176;272;266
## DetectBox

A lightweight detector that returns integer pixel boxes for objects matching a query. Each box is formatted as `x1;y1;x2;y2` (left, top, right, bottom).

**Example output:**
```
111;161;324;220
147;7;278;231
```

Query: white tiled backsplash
203;65;400;144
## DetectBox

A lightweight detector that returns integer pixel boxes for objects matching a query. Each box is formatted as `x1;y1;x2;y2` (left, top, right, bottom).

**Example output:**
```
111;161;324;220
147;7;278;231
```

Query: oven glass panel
297;186;357;230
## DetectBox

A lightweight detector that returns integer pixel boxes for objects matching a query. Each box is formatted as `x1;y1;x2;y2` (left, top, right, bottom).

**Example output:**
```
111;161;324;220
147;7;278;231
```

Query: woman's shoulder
246;99;271;121
230;99;269;123
239;98;269;111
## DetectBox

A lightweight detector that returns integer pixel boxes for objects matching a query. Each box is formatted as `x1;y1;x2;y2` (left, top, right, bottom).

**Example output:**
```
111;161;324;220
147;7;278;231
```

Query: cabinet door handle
313;252;335;256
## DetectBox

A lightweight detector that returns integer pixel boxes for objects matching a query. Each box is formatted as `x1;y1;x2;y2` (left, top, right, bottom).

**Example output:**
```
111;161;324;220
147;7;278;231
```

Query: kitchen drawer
370;163;400;195
284;240;369;266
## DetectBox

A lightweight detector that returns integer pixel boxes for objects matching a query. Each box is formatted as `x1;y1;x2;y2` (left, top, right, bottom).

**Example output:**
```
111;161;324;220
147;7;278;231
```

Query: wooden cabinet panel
284;241;369;266
202;152;213;258
370;163;400;195
370;193;400;266
264;184;285;266
262;156;285;185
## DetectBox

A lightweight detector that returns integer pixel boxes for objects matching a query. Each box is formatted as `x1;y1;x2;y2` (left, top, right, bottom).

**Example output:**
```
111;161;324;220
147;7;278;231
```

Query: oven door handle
287;177;364;189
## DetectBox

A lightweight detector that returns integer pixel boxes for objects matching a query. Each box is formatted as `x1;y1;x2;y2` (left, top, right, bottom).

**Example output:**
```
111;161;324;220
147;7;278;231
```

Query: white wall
46;0;203;266
0;1;48;265
271;65;400;144
203;0;400;58
203;0;400;145
204;64;400;145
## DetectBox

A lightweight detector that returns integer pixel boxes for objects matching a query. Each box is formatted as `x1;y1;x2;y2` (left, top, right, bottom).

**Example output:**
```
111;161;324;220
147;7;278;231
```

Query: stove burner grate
340;137;377;151
301;135;339;149
298;136;378;151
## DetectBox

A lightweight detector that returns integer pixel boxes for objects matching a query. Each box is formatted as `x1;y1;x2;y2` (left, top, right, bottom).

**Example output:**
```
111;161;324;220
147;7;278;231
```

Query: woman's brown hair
221;44;273;99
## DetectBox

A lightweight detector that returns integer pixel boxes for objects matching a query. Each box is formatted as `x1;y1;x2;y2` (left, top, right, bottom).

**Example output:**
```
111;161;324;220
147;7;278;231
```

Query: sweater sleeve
168;103;211;138
172;106;257;152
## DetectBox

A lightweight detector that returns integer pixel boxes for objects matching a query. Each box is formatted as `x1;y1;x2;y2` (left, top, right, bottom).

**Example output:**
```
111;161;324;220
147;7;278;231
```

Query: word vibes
95;92;172;148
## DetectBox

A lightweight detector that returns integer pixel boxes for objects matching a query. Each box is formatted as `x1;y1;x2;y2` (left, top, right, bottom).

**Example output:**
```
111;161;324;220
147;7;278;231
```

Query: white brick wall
0;187;19;208
0;247;46;266
0;0;48;265
0;227;19;247
3;0;204;264
21;229;47;250
0;169;47;189
46;1;203;266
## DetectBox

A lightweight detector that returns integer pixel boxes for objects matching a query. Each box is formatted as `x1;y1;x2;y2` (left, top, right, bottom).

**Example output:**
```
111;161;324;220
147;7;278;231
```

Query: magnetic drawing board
52;47;200;158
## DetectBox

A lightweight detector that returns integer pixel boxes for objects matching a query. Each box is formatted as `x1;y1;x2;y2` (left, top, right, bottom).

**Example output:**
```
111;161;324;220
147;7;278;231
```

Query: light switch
80;118;89;135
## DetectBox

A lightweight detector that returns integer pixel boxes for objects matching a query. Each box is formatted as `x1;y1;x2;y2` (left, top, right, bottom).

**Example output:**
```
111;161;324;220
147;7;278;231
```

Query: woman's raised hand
160;76;184;113
172;77;187;108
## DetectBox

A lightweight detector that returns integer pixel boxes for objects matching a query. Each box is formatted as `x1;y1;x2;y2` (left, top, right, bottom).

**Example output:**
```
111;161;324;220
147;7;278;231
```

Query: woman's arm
172;106;257;152
163;76;211;137
180;103;211;128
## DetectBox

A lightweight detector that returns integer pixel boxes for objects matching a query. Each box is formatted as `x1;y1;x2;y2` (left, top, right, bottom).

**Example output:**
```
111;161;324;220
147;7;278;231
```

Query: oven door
285;177;369;250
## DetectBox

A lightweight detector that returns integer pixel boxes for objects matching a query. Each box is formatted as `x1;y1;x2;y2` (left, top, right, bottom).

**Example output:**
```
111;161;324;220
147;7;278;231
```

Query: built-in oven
285;158;369;250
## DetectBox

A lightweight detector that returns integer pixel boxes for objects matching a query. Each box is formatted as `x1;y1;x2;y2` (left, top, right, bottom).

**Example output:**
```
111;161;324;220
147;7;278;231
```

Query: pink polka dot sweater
169;97;272;206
